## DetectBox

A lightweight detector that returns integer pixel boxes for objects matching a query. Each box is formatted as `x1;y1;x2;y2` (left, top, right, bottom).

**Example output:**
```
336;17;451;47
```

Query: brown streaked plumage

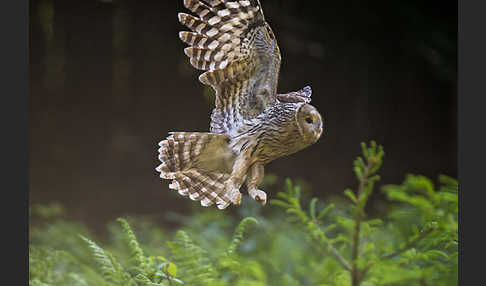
156;0;324;209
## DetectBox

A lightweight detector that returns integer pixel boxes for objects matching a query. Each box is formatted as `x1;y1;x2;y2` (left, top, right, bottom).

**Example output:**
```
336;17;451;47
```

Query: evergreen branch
326;241;353;272
303;217;352;271
350;141;384;286
309;220;352;271
381;227;435;260
272;186;352;272
351;163;370;286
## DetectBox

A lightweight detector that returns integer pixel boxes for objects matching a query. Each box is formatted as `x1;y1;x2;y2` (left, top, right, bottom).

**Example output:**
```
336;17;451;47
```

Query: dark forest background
29;0;457;233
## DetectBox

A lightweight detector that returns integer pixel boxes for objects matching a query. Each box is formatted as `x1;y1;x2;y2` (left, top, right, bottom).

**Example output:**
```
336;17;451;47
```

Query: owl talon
249;189;267;206
229;189;242;205
225;180;242;205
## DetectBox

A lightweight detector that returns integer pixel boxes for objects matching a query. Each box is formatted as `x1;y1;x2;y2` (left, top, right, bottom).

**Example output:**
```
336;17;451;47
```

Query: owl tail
156;132;234;209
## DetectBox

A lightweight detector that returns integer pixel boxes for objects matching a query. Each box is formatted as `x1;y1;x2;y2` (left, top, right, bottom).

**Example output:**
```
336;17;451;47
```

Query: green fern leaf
168;230;217;285
80;235;133;285
117;218;147;273
227;217;258;256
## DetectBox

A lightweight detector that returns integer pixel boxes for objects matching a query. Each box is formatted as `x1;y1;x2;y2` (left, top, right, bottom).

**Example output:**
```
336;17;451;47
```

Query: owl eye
305;117;313;124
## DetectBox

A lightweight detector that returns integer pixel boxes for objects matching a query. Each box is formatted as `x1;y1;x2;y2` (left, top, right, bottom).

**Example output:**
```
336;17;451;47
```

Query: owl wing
178;0;281;134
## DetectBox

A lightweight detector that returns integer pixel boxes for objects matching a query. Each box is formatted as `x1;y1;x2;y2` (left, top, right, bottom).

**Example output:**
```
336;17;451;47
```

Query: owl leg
246;164;267;205
224;142;256;206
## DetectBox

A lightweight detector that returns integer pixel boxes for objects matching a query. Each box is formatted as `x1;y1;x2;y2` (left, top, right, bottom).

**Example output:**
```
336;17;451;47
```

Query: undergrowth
29;141;458;286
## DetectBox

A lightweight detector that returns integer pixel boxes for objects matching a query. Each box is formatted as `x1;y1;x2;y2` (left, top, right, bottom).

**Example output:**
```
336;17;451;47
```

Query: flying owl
156;0;324;209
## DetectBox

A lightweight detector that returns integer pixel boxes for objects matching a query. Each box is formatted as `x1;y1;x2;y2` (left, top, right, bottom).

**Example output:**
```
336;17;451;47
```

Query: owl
156;0;324;209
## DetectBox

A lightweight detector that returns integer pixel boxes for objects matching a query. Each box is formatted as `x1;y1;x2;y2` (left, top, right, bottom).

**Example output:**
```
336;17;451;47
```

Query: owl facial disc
296;103;323;144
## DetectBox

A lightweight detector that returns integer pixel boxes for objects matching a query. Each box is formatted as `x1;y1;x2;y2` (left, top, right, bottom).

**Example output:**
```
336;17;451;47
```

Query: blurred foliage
29;141;457;286
272;142;457;286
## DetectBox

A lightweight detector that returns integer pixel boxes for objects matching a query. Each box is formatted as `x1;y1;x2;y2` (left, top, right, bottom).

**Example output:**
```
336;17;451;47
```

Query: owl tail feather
156;132;233;209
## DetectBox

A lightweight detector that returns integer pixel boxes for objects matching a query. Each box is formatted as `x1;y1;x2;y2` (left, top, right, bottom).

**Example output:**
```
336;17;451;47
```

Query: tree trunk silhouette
112;0;135;112
110;0;137;161
38;0;65;99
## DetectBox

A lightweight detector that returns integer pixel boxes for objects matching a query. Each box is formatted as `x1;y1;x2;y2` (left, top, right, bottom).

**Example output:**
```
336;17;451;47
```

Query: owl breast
229;102;310;165
253;126;305;165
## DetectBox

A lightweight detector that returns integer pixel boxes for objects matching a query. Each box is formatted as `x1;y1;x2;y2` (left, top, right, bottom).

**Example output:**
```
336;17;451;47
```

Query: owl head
296;103;323;144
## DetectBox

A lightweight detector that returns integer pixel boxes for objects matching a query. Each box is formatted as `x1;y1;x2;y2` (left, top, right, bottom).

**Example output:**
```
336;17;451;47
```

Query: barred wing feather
178;0;281;135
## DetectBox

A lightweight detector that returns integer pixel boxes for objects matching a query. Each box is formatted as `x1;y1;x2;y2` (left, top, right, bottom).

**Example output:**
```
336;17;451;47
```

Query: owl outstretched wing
178;0;281;135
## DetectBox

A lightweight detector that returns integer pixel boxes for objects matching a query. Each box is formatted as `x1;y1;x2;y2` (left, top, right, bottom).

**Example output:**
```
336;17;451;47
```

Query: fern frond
168;230;217;285
117;218;147;273
135;273;167;286
29;280;50;286
67;273;88;286
226;217;258;256
80;235;133;285
29;246;51;283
